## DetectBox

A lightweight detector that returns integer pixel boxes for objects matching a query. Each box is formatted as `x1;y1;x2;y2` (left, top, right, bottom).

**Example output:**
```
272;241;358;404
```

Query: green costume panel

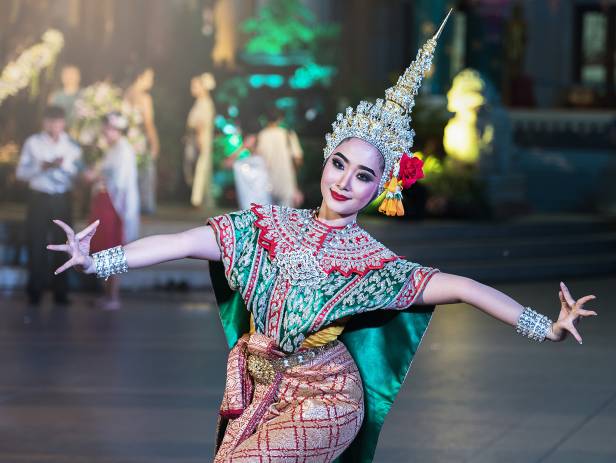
209;205;438;462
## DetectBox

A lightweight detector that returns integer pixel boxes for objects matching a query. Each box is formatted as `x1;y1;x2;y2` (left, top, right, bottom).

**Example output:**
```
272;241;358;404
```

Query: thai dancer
48;12;597;463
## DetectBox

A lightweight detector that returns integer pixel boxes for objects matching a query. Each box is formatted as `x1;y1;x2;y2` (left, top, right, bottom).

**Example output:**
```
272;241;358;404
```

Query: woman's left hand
547;282;598;343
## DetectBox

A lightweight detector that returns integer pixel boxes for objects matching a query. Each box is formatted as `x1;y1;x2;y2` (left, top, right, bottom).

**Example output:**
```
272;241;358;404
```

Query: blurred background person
48;65;88;218
85;112;140;310
227;119;272;209
124;68;159;214
255;107;304;207
48;65;82;132
15;105;82;306
185;72;216;209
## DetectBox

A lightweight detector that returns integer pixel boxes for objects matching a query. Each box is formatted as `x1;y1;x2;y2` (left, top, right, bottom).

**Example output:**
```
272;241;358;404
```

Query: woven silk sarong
209;206;438;461
214;333;364;462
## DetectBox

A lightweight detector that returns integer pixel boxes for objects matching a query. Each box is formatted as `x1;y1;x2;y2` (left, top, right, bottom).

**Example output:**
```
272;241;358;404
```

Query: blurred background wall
1;0;616;213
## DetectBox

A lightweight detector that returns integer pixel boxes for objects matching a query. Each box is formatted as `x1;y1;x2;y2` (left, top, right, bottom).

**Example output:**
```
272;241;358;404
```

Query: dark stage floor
0;277;614;462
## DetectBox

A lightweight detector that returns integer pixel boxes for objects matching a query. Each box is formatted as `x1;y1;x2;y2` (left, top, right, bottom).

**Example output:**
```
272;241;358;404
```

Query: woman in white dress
124;68;159;214
186;72;216;209
86;112;139;310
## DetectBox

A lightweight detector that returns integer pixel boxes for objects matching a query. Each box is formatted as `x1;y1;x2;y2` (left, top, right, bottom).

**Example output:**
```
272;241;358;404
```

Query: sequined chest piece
271;210;354;288
261;207;398;288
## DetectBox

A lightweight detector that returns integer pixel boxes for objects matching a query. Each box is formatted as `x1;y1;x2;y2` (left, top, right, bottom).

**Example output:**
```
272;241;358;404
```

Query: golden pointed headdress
323;10;452;194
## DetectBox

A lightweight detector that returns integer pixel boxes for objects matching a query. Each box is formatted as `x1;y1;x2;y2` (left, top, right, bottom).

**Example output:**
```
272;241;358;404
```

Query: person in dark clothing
15;106;82;305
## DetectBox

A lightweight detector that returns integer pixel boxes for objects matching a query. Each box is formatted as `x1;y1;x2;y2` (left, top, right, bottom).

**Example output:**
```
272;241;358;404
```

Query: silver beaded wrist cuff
516;307;553;343
92;246;128;280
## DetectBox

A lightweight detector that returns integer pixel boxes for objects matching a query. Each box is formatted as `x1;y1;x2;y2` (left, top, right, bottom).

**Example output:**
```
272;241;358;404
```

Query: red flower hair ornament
377;153;425;217
399;153;425;189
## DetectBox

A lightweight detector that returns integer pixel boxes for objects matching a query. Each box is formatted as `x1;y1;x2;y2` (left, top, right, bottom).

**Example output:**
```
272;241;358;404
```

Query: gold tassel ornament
378;178;404;217
377;153;424;217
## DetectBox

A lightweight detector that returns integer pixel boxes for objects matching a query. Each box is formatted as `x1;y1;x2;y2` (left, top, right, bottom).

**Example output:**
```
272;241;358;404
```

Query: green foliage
216;76;250;107
241;0;339;91
289;62;336;89
242;0;339;56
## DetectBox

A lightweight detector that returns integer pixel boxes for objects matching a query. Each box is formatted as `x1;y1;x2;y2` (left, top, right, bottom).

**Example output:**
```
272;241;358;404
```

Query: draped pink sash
215;333;364;463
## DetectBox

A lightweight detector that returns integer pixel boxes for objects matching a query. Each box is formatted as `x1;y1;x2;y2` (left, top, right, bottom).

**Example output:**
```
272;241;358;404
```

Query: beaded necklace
272;208;357;289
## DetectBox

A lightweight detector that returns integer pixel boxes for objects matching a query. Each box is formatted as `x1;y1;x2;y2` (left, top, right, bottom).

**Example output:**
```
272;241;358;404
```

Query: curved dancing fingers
559;282;576;308
53;219;75;240
49;219;100;275
558;290;567;309
554;282;598;344
54;257;76;275
46;244;70;252
75;220;99;256
575;307;599;317
76;220;100;240
574;294;597;311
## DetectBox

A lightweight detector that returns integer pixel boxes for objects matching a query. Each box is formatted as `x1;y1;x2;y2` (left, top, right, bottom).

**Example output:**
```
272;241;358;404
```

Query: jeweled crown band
516;307;553;343
92;245;128;280
323;10;452;193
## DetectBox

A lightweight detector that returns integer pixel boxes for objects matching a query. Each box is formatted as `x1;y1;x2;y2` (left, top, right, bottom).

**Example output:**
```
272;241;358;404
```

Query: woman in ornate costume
48;13;597;463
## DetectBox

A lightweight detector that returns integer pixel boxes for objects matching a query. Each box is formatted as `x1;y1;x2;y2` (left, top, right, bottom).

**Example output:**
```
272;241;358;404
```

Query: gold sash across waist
249;314;347;348
246;341;338;385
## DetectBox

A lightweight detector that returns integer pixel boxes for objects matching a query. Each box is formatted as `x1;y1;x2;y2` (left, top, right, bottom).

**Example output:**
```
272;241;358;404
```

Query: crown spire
434;8;453;41
323;10;452;195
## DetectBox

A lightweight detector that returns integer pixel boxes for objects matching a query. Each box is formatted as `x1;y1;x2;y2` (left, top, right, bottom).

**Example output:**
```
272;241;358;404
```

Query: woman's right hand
47;219;100;275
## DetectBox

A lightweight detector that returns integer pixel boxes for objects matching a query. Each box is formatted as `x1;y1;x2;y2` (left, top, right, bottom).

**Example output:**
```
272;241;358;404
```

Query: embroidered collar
252;204;398;277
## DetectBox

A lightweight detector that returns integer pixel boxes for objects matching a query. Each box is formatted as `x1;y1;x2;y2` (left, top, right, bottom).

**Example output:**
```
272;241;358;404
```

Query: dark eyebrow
333;152;348;162
358;165;376;177
333;152;376;177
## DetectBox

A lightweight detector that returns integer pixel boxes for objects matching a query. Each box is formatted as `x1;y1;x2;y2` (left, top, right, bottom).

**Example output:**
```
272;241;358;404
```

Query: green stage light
222;123;237;135
214;115;227;130
228;105;239;117
275;97;296;109
228;134;241;146
289;63;336;89
248;74;284;88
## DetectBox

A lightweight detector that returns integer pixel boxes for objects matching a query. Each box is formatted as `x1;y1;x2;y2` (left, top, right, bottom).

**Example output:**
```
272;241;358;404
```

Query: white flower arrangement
72;81;147;163
0;29;64;106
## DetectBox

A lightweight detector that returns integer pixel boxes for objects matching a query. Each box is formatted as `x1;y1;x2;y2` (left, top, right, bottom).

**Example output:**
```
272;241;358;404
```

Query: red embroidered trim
220;409;244;419
208;214;235;280
244;245;263;304
266;277;291;340
250;203;399;278
393;266;440;308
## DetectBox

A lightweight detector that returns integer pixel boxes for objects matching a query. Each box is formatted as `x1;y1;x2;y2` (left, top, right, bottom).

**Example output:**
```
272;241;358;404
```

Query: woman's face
320;137;384;216
102;123;122;145
190;78;202;97
138;69;154;91
61;66;80;88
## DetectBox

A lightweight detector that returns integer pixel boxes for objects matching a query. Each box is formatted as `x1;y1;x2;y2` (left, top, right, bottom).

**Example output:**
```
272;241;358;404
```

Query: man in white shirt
16;106;82;305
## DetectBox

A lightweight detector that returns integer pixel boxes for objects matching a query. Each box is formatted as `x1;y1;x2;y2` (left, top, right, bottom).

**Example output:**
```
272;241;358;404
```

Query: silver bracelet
516;307;553;343
92;246;128;280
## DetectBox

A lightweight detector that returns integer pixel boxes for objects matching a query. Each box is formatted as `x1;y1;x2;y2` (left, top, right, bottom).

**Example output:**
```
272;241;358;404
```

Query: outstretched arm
418;272;597;343
47;220;221;275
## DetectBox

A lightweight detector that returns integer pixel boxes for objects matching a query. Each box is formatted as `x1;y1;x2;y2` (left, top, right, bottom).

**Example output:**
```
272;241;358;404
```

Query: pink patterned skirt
215;333;364;462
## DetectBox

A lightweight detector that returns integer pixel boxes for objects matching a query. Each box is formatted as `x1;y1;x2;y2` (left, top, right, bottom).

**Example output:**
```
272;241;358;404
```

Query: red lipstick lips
330;189;350;201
